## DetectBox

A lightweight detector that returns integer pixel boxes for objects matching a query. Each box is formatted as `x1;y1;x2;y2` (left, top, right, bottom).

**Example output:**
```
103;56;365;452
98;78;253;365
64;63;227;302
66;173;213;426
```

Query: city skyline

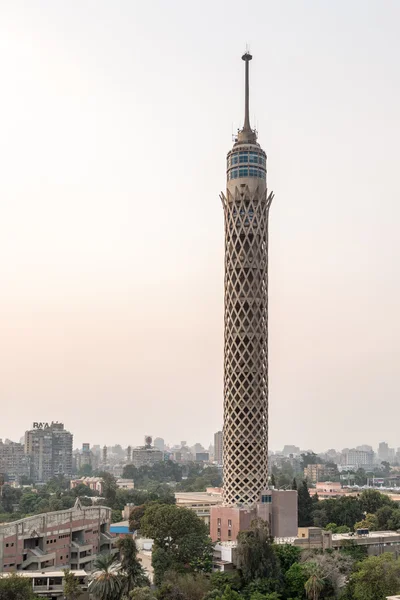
2;1;400;449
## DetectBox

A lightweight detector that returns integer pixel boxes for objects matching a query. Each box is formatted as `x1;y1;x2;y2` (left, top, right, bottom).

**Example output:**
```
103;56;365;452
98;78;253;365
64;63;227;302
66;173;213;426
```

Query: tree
130;588;157;600
236;519;281;588
354;468;367;486
273;543;301;572
375;505;395;530
0;486;22;513
116;536;149;593
18;493;41;514
213;586;244;600
157;573;211;600
270;473;276;488
354;513;378;532
359;489;394;514
301;453;322;469
305;550;353;597
298;480;313;527
292;478;298;490
63;569;83;600
99;472;118;507
140;504;213;584
89;554;124;600
348;553;400;600
71;483;97;498
129;504;148;532
0;573;35;600
284;562;308;599
304;563;325;600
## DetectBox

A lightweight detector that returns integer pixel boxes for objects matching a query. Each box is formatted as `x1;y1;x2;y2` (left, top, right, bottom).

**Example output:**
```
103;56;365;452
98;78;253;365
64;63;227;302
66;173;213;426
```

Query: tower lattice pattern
221;184;273;506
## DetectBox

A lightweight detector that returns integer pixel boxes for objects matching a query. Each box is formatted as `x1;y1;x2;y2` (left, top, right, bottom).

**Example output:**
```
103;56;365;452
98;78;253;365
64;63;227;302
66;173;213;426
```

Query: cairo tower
210;53;297;542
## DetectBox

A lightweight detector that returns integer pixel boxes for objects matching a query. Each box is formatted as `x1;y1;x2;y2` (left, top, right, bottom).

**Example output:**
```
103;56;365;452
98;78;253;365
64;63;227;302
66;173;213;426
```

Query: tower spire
242;51;252;132
238;52;257;144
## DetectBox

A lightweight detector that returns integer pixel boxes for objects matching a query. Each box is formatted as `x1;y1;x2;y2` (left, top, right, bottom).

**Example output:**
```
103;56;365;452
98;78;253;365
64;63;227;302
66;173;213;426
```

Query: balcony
21;550;56;570
71;541;93;553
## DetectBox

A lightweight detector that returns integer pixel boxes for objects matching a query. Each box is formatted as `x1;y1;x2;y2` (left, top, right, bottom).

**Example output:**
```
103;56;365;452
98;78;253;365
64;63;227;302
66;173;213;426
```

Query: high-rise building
221;52;273;507
378;442;389;462
214;431;223;466
24;422;73;483
210;53;297;542
0;440;30;482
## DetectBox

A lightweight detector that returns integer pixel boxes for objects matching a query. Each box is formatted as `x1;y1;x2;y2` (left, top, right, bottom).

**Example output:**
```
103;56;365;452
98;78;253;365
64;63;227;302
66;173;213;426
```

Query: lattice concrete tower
221;53;274;507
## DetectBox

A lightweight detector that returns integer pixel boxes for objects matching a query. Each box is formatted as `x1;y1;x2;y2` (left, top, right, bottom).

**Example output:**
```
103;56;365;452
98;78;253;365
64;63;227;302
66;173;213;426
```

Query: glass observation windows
228;151;266;168
228;167;266;180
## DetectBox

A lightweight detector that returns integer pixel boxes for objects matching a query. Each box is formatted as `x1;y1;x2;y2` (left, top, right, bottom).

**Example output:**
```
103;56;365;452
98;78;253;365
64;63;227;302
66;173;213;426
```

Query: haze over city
1;0;400;449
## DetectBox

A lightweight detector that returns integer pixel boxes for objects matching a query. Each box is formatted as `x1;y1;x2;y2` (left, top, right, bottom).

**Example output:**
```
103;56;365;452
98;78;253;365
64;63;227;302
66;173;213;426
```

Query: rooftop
0;570;87;578
332;530;400;541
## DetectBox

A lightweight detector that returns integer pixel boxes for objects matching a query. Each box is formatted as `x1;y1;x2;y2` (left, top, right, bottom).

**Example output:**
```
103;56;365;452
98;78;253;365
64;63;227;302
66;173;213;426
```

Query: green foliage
339;539;368;561
0;486;23;513
301;453;322;469
209;571;243;593
213;586;243;600
236;519;281;588
359;489;395;514
0;573;36;600
156;572;211;600
141;504;213;585
273;544;301;573
129;504;148;532
312;496;364;529
130;588;157;600
63;569;83;600
89;554;124;600
176;465;222;493
111;509;123;523
347;553;400;600
304;562;325;600
284;562;308;599
71;483;97;497
354;513;379;532
98;472;118;507
116;536;149;592
324;523;350;534
123;461;182;487
298;481;314;527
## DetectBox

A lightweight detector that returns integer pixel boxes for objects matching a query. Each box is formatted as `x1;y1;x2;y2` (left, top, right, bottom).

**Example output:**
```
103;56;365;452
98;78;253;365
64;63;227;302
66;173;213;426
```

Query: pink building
0;499;116;573
210;490;298;542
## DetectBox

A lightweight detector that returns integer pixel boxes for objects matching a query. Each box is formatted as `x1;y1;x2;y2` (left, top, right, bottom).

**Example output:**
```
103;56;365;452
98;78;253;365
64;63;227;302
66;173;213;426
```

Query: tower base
210;489;298;542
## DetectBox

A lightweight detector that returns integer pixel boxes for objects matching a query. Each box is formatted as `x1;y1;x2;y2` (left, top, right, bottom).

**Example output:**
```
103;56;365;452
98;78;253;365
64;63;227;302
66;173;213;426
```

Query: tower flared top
237;52;257;144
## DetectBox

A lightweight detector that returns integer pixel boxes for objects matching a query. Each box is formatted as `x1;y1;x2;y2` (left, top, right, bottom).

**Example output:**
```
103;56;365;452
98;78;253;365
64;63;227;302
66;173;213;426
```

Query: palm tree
116;537;149;592
89;554;124;600
304;563;325;600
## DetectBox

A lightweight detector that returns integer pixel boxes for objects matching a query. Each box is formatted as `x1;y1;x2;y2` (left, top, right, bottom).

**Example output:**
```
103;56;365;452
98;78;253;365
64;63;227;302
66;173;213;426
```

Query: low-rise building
293;527;400;557
175;490;223;529
0;569;88;599
70;477;134;495
0;499;116;573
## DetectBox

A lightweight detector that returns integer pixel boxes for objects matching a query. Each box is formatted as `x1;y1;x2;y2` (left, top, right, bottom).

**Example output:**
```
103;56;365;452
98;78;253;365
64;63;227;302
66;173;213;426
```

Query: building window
228;529;232;537
217;518;221;526
228;520;232;527
261;494;272;504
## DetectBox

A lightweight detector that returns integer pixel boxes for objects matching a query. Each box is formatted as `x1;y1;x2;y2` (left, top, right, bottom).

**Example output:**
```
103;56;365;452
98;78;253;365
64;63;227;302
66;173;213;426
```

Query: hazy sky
1;1;400;452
